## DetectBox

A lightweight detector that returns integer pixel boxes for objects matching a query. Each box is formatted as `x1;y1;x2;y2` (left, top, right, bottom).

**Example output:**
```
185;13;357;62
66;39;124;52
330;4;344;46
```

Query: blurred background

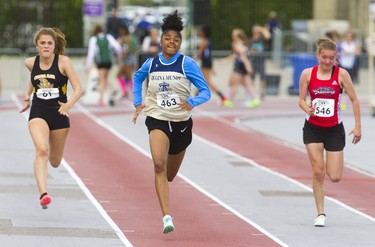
0;0;374;107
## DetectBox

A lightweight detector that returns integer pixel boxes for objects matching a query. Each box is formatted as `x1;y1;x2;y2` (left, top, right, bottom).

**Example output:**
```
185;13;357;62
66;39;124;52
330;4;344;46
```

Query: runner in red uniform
307;65;342;127
298;38;362;227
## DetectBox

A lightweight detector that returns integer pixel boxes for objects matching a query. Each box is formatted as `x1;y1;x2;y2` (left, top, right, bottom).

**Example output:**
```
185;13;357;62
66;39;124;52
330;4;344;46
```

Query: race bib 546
312;98;335;117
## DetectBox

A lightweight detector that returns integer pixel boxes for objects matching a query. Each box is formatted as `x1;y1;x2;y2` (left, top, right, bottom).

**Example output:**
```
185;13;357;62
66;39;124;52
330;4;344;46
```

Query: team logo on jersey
312;87;335;95
159;81;170;91
38;78;53;89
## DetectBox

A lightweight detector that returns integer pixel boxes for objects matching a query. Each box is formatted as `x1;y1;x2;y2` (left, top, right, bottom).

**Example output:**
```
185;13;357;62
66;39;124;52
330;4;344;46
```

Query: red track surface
64;105;375;246
193;116;375;218
64;112;280;247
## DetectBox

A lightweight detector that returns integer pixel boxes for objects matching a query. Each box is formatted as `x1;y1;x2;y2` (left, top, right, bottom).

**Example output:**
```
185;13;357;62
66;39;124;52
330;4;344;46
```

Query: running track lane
192;115;375;218
63;111;282;247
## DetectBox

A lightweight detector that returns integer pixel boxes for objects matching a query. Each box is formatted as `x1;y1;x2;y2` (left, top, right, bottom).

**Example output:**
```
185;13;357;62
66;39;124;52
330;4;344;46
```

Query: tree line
0;0;312;51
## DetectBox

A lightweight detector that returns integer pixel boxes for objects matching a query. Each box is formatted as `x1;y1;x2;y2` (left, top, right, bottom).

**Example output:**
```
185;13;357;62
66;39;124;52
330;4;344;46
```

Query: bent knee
167;175;176;182
50;162;61;168
328;174;342;183
49;157;62;168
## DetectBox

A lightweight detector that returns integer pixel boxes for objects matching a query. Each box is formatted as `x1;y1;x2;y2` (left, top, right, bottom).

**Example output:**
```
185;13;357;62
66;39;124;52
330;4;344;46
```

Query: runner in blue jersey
132;10;211;234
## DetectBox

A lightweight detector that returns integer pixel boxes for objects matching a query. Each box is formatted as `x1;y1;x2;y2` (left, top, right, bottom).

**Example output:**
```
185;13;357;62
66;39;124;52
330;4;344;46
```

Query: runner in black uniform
194;25;232;106
20;27;82;209
29;54;70;130
220;28;260;107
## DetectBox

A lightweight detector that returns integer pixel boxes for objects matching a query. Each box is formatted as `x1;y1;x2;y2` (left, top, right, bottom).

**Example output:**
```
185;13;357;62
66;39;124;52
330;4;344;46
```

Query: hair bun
161;10;183;33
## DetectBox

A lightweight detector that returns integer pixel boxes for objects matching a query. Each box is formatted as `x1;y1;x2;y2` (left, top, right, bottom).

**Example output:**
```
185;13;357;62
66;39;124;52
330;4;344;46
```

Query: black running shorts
145;116;193;154
96;62;112;69
29;104;70;130
303;120;345;151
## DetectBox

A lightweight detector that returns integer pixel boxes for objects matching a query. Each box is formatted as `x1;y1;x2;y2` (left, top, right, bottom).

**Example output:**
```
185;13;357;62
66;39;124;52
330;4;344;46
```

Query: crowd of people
325;30;362;85
194;11;280;107
84;7;161;107
82;8;284;108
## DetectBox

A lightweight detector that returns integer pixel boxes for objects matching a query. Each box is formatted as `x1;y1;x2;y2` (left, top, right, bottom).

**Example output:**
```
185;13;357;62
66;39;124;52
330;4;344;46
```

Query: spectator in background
141;27;160;56
325;30;342;63
139;27;160;68
265;11;282;51
85;25;122;107
194;25;232;106
135;15;153;44
221;28;260;107
340;31;361;85
117;24;138;99
325;30;347;110
106;7;122;39
248;24;271;99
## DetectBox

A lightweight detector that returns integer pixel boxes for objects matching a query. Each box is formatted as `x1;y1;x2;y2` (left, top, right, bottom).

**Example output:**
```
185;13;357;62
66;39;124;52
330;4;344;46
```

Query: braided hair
161;10;183;39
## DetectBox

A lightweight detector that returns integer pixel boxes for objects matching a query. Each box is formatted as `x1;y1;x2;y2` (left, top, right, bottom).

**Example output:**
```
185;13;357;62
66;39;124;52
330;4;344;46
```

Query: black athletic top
200;39;212;69
31;54;68;107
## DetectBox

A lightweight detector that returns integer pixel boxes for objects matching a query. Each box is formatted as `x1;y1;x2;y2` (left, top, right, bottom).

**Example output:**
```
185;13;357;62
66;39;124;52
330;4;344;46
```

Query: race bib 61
36;88;59;100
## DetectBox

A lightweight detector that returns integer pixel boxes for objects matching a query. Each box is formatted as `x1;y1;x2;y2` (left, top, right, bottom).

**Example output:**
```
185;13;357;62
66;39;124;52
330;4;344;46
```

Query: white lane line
202;106;375;178
74;103;290;247
61;159;133;247
11;94;133;247
193;134;375;224
195;106;375;223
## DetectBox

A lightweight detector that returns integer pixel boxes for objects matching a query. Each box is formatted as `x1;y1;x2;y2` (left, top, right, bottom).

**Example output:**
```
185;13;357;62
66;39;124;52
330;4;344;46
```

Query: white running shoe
314;214;326;227
162;215;174;234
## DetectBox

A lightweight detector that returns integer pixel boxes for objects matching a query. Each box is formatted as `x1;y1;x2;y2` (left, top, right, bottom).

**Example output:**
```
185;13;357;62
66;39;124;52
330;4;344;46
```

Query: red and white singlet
307;65;343;127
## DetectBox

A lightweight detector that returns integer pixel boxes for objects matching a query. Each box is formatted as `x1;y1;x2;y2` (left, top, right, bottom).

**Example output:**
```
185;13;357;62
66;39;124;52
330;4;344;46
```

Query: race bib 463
156;91;181;109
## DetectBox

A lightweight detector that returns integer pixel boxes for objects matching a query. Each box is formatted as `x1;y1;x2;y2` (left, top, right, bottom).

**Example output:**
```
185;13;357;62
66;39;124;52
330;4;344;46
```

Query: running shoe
162;215;174;234
222;99;234;107
40;193;51;209
247;99;261;108
314;214;326;227
99;99;106;108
